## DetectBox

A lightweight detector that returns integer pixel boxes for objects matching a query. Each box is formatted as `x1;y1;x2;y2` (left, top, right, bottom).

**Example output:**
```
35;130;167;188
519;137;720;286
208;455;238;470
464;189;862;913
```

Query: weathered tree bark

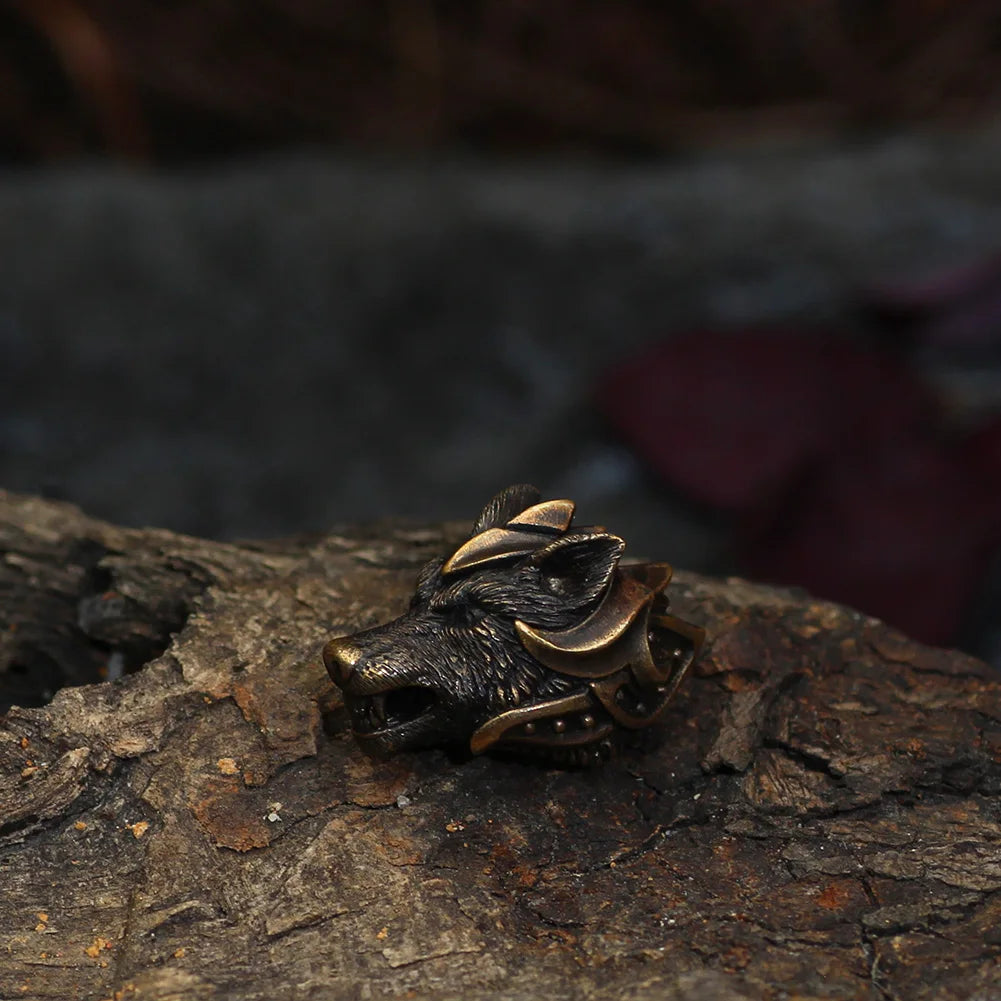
1;489;999;1001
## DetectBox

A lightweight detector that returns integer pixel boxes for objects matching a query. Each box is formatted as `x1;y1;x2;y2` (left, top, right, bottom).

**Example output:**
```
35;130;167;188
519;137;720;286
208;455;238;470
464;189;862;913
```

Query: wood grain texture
1;490;999;1001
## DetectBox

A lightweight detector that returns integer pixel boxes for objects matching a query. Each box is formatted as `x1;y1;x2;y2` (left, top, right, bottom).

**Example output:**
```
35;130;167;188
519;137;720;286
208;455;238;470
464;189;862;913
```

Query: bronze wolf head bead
323;484;704;765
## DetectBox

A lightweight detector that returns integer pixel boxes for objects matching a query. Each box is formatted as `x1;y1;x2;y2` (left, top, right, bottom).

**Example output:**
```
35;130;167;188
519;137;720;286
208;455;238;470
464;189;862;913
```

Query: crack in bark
761;738;844;781
858;876;896;1001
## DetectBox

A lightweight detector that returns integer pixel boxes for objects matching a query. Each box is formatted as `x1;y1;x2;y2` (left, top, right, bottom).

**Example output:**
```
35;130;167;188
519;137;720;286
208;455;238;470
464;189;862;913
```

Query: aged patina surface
0;488;999;1000
324;485;703;764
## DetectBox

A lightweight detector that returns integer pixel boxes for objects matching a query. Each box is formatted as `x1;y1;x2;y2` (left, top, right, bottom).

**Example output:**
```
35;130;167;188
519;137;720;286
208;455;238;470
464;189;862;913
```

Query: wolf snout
323;635;363;686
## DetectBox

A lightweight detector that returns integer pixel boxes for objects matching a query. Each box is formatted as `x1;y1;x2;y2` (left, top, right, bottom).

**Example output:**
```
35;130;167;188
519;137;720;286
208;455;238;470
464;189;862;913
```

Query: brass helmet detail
441;490;704;758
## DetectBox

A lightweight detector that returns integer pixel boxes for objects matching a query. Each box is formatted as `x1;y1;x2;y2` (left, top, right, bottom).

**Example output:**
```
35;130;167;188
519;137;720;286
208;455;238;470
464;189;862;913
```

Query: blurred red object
598;329;1001;645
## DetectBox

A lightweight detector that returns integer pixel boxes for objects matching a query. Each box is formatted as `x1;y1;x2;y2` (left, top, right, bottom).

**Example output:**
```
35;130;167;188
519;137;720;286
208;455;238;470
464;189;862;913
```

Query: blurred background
1;1;1000;668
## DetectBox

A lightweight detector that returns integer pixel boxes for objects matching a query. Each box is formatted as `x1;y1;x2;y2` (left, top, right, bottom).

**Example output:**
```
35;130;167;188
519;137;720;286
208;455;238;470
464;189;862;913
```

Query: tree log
1;489;999;1001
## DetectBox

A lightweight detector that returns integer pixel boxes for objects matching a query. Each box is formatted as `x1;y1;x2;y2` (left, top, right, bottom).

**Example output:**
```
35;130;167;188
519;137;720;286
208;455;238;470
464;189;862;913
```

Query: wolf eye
431;602;464;623
429;596;485;624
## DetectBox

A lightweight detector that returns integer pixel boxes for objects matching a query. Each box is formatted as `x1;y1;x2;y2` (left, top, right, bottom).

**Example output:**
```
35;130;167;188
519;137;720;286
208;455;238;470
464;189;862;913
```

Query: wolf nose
323;636;362;687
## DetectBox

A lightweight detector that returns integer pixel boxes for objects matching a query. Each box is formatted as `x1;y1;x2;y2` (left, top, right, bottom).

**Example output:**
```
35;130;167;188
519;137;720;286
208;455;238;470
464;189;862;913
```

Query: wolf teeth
349;695;388;732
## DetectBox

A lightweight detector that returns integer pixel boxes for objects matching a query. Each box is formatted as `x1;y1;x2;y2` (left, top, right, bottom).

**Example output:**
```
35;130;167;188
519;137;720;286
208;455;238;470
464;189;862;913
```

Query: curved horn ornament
323;484;704;766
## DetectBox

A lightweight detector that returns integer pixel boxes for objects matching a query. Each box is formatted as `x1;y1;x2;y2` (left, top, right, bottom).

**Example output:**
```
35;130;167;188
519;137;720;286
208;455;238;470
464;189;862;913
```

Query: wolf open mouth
346;686;438;735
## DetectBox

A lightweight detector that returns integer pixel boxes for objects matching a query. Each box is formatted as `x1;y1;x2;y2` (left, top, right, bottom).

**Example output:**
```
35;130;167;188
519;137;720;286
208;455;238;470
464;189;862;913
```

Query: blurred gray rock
1;129;1000;573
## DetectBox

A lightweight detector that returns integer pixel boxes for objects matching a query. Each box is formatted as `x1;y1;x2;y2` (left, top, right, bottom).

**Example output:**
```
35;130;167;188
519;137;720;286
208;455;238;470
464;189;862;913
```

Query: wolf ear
473;483;542;534
533;533;624;607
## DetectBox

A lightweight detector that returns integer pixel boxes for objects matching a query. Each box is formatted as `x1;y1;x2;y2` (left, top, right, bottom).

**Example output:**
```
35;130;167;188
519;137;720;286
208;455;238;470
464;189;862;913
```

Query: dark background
2;2;1000;664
